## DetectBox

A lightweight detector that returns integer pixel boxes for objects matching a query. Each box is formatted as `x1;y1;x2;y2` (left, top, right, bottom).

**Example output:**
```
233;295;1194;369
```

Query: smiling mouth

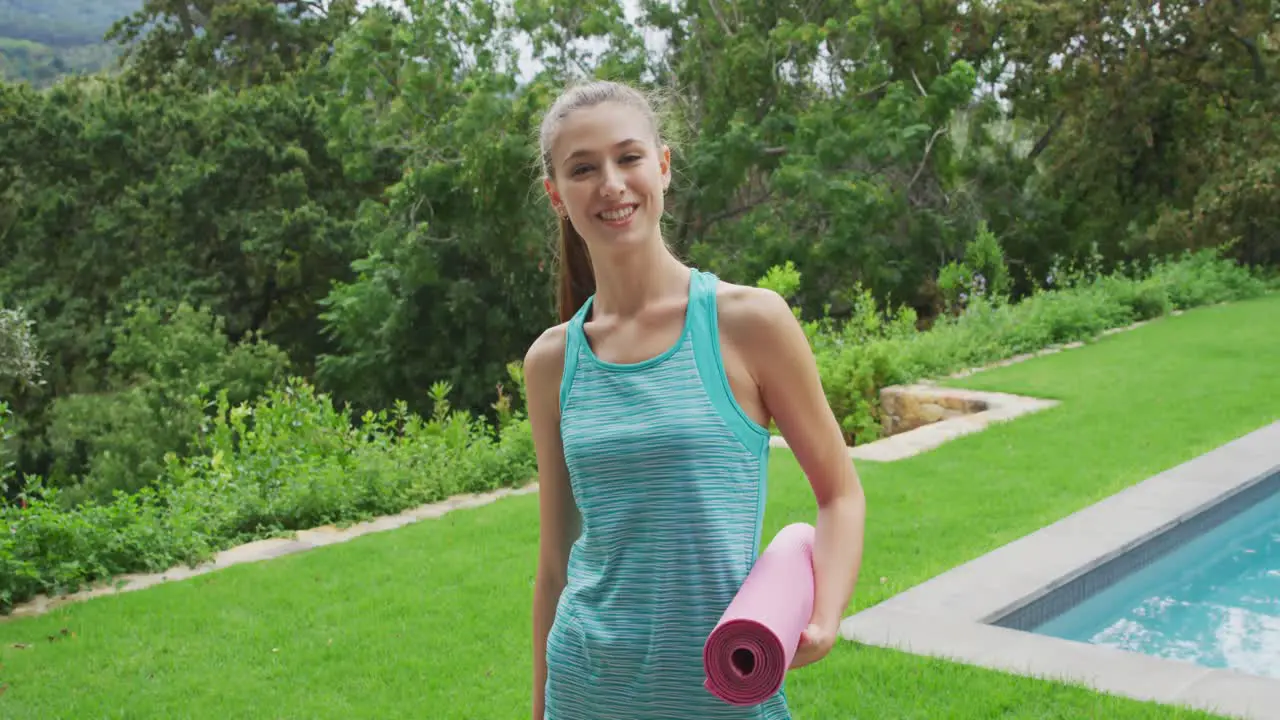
598;205;637;222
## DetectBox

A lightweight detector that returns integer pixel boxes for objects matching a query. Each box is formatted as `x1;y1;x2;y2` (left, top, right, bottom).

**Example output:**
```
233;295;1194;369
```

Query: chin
605;227;659;252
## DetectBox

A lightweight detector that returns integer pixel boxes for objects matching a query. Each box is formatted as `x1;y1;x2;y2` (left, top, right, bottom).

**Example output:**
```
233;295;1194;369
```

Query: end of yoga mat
702;522;816;706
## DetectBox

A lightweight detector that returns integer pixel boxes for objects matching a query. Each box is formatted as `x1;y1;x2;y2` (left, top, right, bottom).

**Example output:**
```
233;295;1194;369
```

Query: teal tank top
543;269;792;719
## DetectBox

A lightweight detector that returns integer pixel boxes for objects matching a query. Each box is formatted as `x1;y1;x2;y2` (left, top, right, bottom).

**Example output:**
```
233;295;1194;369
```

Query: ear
660;145;672;190
543;177;566;216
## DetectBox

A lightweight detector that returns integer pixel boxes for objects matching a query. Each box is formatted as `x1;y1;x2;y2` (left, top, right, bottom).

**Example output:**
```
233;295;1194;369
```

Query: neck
589;240;690;318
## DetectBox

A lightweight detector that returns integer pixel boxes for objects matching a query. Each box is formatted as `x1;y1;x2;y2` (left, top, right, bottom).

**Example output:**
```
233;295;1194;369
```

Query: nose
599;163;625;198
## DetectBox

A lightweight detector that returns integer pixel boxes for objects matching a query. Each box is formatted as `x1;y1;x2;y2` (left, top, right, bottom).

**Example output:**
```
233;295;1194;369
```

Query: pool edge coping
839;420;1280;720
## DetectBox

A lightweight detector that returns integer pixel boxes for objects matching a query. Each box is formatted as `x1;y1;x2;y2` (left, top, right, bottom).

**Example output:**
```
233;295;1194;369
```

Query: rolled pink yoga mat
702;522;816;706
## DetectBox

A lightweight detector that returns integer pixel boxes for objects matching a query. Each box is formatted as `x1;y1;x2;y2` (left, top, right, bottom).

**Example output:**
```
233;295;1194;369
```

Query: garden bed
0;249;1272;616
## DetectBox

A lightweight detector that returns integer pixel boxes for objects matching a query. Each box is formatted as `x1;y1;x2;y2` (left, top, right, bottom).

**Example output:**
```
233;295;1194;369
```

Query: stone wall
879;385;989;436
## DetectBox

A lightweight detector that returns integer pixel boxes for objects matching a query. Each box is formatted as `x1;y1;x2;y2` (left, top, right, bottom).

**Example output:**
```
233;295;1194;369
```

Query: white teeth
600;206;636;221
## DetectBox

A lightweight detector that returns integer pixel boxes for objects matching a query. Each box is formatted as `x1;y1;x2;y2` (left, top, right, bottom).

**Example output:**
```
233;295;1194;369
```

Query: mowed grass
1;294;1277;719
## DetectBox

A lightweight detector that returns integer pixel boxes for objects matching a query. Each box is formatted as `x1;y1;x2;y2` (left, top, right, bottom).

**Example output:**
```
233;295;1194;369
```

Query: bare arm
524;325;581;719
722;286;866;666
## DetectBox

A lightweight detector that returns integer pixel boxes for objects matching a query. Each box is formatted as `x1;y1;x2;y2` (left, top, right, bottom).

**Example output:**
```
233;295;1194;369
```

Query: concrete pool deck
839;420;1280;720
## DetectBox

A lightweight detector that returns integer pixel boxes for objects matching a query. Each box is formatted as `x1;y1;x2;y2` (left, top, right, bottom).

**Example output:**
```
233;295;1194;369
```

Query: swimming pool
1029;472;1280;679
840;422;1280;720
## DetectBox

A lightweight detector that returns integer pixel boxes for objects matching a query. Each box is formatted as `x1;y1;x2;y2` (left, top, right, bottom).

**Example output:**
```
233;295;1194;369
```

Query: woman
526;79;867;720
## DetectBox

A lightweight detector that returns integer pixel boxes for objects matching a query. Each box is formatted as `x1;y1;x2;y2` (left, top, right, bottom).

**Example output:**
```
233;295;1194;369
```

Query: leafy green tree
312;2;558;417
106;0;359;90
0;301;42;392
0;71;365;488
635;0;989;316
0;0;1275;505
985;0;1279;268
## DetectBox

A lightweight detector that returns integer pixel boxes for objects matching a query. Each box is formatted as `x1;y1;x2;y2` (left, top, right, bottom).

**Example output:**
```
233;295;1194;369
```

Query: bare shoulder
714;281;800;341
523;322;569;390
524;322;569;368
714;279;816;396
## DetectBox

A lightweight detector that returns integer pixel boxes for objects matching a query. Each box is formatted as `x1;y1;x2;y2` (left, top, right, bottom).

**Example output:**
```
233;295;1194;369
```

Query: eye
620;153;642;164
570;164;593;177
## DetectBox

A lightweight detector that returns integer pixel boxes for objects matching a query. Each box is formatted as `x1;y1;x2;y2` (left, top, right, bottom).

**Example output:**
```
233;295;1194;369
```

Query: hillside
0;0;142;85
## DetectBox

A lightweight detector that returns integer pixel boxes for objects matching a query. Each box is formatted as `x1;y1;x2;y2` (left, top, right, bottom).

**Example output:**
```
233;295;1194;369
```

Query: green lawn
1;294;1277;718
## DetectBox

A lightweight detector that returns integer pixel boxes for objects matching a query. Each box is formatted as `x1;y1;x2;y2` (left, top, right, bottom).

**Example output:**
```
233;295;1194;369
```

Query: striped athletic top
543;268;792;719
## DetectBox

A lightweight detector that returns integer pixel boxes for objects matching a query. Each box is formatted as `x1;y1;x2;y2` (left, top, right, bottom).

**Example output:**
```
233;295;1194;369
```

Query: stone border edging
2;484;539;622
769;387;1058;462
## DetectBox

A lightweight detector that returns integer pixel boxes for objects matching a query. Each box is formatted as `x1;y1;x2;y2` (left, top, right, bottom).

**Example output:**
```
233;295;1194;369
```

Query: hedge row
1;248;1272;613
807;248;1271;443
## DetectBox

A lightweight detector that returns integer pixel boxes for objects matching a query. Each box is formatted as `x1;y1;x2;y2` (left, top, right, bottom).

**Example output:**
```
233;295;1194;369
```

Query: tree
106;0;360;90
0;301;42;391
988;0;1279;267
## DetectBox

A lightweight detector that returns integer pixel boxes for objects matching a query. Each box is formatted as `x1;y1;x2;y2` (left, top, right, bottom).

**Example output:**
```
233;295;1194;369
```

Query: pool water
1034;485;1280;679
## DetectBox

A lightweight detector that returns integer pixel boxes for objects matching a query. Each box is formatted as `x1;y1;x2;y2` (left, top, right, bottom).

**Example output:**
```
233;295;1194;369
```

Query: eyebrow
562;138;644;164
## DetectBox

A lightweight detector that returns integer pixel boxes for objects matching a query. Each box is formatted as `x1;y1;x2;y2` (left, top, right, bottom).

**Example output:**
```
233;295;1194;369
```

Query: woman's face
544;101;671;252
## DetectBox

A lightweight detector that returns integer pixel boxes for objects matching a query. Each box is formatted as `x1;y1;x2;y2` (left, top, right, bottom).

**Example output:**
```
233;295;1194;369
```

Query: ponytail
557;215;595;323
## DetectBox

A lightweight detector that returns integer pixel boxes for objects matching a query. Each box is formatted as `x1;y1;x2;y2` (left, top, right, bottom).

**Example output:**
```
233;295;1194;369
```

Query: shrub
786;247;1268;445
44;302;292;504
0;247;1268;615
0;368;534;614
1;402;18;495
936;220;1012;315
1143;247;1269;309
162;376;534;539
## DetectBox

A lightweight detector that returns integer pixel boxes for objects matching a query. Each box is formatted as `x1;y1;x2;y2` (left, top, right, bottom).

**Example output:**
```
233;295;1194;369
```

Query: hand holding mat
702;522;816;706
